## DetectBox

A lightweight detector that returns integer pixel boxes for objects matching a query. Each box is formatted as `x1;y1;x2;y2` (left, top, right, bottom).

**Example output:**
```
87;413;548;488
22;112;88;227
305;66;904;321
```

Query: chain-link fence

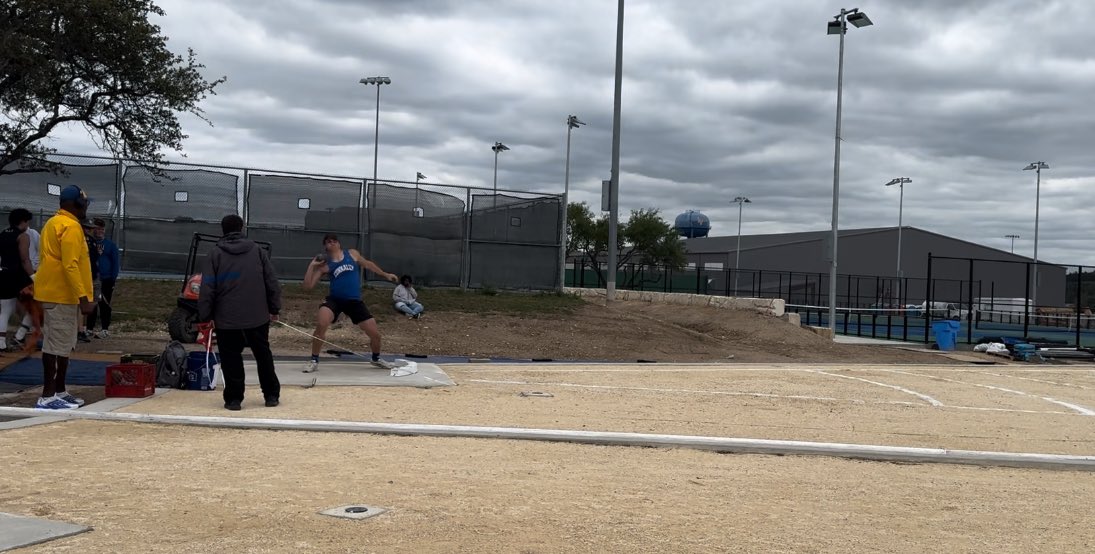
0;154;564;290
468;192;562;290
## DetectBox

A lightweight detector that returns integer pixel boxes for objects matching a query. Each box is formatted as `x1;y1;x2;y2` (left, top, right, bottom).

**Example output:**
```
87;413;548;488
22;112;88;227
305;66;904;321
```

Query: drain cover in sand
319;505;389;521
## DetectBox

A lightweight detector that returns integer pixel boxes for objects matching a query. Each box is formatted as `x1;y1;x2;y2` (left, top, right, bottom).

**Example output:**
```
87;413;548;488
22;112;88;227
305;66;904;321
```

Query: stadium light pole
492;142;509;203
885;177;911;278
359;76;391;254
606;0;625;303
1005;234;1020;254
1023;161;1048;307
560;115;586;290
413;172;426;218
826;7;873;334
732;196;751;296
359;76;391;185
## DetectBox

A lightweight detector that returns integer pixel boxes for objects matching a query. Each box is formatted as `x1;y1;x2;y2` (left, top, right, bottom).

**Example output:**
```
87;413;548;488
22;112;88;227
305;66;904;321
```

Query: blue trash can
931;321;958;351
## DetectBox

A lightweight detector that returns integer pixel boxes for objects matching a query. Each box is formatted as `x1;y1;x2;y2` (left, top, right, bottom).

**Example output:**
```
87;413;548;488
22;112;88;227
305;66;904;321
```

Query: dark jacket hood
218;232;255;255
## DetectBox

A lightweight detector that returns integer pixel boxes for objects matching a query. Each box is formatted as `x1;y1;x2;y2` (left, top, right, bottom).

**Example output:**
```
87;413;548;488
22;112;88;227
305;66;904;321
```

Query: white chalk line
886;370;1095;416
946;405;1074;416
457;365;1095;374
978;371;1092;390
467;379;919;407
806;370;945;407
467;378;1073;416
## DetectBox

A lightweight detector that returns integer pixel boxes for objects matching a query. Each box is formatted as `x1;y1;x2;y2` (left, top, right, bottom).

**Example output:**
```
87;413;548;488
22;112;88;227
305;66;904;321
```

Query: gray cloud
44;0;1095;266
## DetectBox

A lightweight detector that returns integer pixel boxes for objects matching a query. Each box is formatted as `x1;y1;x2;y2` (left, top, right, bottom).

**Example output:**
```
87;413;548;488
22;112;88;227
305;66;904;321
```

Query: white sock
15;325;28;341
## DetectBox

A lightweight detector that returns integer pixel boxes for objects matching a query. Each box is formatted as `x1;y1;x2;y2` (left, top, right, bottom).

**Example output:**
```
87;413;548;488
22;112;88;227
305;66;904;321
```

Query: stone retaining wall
565;287;785;317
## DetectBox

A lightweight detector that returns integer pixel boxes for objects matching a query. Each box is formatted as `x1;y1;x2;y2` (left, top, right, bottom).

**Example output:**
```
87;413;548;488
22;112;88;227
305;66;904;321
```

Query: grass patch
111;278;583;332
111;279;180;324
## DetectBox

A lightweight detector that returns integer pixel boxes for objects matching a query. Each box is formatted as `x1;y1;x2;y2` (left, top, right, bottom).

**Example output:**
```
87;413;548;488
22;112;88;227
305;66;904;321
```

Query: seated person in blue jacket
392;275;424;319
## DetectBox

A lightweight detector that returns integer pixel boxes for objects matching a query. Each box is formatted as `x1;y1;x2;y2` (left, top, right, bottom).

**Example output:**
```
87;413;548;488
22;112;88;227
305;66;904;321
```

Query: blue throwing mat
0;357;110;386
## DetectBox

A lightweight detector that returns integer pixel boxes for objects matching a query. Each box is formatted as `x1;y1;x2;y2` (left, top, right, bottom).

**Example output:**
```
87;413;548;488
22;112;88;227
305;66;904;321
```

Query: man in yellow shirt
33;185;96;410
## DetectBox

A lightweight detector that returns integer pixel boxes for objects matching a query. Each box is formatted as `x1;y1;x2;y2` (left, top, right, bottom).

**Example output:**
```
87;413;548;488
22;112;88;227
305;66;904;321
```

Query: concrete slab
0;382;26;393
83;390;172;412
0;415;63;430
0;512;90;551
244;360;454;388
0;390;173;431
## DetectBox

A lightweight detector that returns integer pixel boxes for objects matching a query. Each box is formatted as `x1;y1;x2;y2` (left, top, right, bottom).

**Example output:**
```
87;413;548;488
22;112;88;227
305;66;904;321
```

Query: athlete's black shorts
321;297;373;325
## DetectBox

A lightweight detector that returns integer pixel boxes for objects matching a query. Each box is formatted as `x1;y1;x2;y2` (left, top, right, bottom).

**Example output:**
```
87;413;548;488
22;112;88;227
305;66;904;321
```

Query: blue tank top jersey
327;251;361;300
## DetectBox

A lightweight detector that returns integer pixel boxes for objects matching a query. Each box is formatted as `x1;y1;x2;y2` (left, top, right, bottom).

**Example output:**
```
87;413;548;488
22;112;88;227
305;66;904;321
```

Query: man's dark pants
216;323;279;404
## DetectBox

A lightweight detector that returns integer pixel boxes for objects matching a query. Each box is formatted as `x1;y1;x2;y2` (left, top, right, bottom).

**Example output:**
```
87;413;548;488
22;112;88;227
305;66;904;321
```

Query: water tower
673;210;711;239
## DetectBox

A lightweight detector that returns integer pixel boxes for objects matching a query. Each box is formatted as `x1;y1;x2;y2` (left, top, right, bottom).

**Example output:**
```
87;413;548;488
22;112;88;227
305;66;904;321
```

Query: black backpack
155;341;188;389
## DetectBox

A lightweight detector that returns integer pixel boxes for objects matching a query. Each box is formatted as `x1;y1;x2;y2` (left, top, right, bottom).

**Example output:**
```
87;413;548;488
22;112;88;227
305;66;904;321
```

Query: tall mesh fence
368;182;465;286
246;174;364;278
121;165;240;272
468;193;562;290
0;159;121;238
0;154;564;289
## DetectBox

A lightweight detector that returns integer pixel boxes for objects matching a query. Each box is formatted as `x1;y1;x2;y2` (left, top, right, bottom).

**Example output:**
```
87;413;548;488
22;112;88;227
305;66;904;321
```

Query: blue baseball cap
59;185;91;208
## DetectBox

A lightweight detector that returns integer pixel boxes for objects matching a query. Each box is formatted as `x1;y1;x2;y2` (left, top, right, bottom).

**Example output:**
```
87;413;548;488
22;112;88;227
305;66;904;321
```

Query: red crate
105;363;156;398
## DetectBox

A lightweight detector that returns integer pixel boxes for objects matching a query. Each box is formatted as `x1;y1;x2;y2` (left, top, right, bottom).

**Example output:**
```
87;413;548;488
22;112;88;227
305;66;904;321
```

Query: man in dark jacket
198;214;282;411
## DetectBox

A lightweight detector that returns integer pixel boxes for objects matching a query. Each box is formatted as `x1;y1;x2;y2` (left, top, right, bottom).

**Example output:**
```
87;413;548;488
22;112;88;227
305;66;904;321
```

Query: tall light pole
1023;161;1048;306
359;76;391;254
492;141;509;199
359;76;391;184
413;172;426;218
606;0;625;303
885;177;911;278
826;7;873;333
732;196;751;295
560;115;586;290
1005;234;1020;254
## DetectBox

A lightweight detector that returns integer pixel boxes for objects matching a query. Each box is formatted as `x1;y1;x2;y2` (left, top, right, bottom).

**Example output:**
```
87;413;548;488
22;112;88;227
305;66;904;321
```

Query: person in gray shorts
33;186;97;410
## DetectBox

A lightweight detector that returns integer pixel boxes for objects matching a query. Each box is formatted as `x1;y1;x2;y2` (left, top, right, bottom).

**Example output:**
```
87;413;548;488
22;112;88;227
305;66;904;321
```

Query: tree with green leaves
567;202;686;287
0;0;224;175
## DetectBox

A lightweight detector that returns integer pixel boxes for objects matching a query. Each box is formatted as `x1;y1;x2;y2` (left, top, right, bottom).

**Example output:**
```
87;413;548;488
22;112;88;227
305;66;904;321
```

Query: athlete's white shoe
302;360;319;373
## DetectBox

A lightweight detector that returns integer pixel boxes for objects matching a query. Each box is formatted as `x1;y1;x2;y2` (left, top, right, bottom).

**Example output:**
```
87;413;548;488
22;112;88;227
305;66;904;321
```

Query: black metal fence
0;154;565;290
567;259;952;309
568;254;1091;348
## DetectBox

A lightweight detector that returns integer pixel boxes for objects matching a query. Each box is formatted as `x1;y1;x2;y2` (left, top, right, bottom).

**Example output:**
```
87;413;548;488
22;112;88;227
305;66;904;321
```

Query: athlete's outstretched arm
349;249;398;283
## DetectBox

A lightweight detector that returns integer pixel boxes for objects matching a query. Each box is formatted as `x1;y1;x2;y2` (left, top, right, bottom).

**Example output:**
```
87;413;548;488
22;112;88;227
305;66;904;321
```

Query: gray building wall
685;227;1066;307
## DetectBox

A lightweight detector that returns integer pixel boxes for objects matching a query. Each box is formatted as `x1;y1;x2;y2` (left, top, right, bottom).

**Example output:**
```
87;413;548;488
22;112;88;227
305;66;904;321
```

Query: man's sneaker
371;358;395;370
224;401;242;411
302;360;319;373
10;338;25;350
264;397;279;408
57;392;85;407
413;313;422;319
77;331;92;343
95;329;111;339
36;397;78;410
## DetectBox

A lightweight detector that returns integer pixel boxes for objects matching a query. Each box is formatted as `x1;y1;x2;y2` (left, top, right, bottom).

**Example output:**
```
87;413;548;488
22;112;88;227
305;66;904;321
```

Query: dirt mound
73;297;939;364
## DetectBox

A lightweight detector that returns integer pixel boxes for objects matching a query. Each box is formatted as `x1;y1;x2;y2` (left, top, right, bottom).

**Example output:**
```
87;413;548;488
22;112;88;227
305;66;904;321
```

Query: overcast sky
48;1;1095;265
